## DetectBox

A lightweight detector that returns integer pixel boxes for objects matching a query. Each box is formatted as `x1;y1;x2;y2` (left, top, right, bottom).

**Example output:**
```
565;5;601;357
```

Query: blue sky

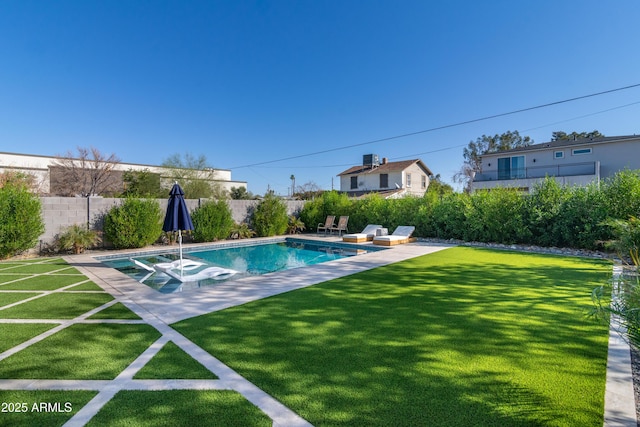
2;1;639;195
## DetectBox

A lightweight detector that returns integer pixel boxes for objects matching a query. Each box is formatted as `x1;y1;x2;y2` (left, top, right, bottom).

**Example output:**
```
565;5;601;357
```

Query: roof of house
337;159;433;176
480;134;640;157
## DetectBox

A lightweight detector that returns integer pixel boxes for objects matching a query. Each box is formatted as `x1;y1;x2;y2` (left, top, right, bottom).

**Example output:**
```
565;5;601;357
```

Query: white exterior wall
340;170;404;192
0;152;246;194
402;163;430;196
472;137;640;192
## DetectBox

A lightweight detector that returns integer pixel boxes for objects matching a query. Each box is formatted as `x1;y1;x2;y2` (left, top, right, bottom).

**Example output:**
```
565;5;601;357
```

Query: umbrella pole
178;230;183;276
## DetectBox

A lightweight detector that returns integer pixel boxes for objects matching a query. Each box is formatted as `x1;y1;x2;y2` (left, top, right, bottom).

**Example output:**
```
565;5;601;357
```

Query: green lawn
173;247;612;426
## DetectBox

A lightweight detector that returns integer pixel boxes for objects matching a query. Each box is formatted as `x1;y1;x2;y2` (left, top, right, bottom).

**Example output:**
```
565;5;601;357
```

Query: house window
406;173;412;187
379;174;388;188
554;151;564;159
421;175;427;189
497;155;525;180
572;148;592;155
350;176;358;189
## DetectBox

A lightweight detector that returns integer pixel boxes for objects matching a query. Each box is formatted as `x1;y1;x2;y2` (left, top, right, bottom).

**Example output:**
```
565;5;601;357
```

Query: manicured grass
0;323;57;353
0;323;162;379
88;302;141;320
0;390;97;426
0;293;114;318
0;275;31;284
87;390;271;426
134;341;218;379
0;264;80;274
0;275;89;290
173;247;612;426
0;291;41;307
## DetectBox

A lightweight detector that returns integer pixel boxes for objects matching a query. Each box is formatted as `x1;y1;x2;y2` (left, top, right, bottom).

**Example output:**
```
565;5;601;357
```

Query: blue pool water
100;239;379;293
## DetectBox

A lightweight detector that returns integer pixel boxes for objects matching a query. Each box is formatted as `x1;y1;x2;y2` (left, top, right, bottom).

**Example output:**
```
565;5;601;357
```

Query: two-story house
471;134;640;192
338;155;433;198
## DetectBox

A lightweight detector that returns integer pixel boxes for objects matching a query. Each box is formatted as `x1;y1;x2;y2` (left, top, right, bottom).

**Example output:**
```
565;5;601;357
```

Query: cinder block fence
39;197;305;247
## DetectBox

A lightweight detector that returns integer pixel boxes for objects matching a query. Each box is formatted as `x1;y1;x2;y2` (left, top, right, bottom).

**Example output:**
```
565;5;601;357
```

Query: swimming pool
99;238;382;293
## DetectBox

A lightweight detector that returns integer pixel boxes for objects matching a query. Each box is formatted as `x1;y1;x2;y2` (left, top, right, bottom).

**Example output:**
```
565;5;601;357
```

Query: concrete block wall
39;197;305;246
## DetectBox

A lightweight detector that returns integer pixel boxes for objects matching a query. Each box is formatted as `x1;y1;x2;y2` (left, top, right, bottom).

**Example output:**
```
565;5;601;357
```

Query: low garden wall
39;197;305;246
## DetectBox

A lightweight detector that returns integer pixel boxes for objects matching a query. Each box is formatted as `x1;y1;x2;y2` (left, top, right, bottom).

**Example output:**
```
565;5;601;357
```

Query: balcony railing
473;161;597;182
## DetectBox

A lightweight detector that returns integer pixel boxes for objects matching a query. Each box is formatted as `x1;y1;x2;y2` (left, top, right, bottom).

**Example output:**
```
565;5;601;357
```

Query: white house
338;155;433;198
0;151;247;195
471;134;640;192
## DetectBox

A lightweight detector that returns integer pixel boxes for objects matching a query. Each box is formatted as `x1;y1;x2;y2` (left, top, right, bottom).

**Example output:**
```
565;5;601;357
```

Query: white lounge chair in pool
373;226;416;246
153;259;237;282
342;224;383;243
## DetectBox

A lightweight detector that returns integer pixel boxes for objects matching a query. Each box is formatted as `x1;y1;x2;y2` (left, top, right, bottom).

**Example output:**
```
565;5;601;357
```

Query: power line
230;83;640;169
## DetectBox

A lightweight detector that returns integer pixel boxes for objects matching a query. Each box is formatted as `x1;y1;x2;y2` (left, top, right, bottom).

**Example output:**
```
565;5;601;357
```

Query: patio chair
373;226;416;246
329;216;349;236
317;215;336;235
342;224;383;243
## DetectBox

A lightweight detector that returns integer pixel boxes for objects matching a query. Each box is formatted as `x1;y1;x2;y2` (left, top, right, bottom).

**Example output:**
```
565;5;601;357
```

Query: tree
122;169;163;198
551;130;604;141
426;174;454;198
230;186;254;200
51;147;121;196
455;131;533;192
293;181;324;200
161;153;224;199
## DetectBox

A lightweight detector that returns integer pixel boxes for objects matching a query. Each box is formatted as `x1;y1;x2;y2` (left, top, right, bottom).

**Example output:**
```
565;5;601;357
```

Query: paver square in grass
0;323;161;379
134;341;218;379
0;323;57;353
174;247;612;426
87;390;271;426
0;390;97;426
0;275;89;291
87;302;141;320
0;291;41;308
0;293;114;319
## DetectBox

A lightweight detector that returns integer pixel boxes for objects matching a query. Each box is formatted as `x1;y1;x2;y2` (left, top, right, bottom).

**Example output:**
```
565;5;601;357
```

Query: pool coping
68;236;453;324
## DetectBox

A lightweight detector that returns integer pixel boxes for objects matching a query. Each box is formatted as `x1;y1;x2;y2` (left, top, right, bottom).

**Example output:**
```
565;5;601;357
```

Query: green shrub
299;191;352;231
430;193;468;240
553;184;609;249
191;200;234;242
230;222;255;239
56;224;101;254
0;183;44;258
252;194;289;237
602;169;640;220
103;198;163;249
465;189;529;244
525;178;570;247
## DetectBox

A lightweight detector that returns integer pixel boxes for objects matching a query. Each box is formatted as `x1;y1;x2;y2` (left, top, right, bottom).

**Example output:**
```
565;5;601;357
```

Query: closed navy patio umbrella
162;183;194;275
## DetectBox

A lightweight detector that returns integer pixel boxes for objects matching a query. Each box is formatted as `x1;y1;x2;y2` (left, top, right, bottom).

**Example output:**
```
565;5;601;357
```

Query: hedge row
299;170;640;250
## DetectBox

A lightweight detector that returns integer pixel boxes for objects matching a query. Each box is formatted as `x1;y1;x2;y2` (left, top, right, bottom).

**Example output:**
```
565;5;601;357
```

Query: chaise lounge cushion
373;226;416;246
342;224;383;243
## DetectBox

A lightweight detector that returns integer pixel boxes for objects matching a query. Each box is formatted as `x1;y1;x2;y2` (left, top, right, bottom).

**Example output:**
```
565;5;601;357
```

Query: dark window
380;174;388;188
351;176;358;189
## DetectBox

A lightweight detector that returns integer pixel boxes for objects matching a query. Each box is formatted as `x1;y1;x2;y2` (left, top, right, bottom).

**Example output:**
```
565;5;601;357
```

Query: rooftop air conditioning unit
363;154;379;169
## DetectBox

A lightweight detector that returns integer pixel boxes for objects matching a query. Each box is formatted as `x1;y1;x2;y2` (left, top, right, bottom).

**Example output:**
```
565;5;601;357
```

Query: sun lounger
317;215;336;235
373;226;416;246
342;224;383;243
